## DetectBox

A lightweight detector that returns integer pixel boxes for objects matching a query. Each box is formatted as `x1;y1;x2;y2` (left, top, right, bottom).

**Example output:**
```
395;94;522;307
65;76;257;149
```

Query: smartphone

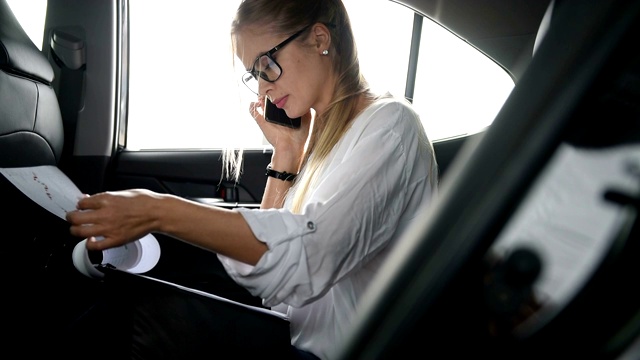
265;98;301;128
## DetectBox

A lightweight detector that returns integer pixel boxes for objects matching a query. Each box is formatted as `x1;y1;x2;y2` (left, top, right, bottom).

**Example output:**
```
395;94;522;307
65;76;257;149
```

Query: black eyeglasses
242;25;310;95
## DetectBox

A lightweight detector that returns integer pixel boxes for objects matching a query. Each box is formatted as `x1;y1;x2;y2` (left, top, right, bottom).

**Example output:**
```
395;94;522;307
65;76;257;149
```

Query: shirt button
306;221;315;230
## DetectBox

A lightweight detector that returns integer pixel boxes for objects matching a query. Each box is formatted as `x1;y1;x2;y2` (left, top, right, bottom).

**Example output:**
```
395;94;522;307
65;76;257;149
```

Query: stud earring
322;49;329;56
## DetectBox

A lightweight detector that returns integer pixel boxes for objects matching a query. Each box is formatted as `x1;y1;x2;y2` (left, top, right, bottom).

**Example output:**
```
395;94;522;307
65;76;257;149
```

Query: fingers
66;208;98;227
68;209;123;251
249;96;266;122
67;193;110;240
86;235;115;251
74;192;108;211
66;190;154;252
68;222;99;239
66;192;108;225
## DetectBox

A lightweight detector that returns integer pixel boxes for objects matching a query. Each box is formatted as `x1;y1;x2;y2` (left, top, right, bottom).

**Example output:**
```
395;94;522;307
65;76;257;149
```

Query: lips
272;95;288;109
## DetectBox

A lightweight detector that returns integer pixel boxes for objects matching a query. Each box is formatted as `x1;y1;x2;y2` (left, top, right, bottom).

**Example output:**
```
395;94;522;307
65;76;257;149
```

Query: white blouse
218;96;438;359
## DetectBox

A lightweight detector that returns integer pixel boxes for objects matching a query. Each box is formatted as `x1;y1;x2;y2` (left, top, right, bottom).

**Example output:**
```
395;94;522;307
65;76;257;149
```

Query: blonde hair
229;0;376;212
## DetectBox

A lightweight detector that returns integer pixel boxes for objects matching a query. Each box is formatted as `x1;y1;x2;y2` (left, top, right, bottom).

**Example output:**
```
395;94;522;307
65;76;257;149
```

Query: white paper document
0;165;82;220
0;166;281;322
1;165;160;278
72;235;161;278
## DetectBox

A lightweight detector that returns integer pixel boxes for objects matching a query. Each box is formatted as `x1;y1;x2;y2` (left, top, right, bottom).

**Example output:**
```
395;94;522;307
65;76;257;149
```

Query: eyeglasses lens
243;54;282;94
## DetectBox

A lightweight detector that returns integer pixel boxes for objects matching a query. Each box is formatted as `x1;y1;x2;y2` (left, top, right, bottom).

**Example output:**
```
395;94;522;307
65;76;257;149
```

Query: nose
257;79;274;96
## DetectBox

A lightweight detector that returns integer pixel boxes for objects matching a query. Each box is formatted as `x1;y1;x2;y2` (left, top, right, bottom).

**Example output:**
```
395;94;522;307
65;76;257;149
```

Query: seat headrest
0;0;54;83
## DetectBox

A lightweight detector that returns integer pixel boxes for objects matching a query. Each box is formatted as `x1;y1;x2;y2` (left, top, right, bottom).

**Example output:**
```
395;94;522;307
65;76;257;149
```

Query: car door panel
109;136;474;207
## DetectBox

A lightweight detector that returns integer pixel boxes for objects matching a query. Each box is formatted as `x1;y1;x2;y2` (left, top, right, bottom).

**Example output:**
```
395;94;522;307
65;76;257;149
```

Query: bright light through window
6;0;47;50
413;20;515;140
127;1;257;150
127;0;513;150
6;0;514;150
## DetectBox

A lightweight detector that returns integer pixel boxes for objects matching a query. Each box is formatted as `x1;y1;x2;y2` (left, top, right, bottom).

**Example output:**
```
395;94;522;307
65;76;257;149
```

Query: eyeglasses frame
242;25;311;94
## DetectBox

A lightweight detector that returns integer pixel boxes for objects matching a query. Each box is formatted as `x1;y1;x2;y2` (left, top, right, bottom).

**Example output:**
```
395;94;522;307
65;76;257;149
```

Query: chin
284;108;302;120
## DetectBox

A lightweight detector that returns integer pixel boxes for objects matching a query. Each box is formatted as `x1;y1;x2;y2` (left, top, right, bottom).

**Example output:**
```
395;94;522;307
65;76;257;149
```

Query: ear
311;23;331;54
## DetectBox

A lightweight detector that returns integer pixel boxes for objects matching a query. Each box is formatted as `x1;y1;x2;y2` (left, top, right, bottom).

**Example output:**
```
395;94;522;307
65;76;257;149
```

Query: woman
66;0;438;358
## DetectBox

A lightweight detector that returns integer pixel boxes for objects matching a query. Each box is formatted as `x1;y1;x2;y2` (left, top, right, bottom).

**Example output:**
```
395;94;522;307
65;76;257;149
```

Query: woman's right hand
66;189;163;251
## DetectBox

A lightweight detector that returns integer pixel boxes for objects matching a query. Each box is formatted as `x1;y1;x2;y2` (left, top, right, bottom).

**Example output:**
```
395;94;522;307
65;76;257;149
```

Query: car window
412;18;515;140
6;0;47;50
9;0;515;149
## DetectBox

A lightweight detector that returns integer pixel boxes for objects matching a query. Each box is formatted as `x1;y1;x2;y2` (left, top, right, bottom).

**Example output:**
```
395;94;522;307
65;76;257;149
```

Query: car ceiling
392;0;552;81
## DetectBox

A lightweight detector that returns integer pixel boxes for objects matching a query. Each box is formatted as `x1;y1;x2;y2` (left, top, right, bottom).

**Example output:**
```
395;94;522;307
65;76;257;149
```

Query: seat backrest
0;2;93;353
0;0;66;262
0;0;63;167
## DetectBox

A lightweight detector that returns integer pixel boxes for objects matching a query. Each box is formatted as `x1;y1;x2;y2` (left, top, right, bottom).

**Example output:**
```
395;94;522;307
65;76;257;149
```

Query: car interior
338;1;640;359
1;0;639;358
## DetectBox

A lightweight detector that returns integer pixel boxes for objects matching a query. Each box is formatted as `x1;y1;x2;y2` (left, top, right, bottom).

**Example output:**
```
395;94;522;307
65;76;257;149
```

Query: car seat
0;0;101;354
0;0;62;167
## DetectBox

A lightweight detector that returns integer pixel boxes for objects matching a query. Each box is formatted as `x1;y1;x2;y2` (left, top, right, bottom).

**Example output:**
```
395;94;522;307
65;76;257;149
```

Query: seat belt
49;28;86;171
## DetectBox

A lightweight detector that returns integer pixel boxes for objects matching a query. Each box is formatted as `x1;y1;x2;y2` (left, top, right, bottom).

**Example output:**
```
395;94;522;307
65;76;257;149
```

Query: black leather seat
0;0;63;167
1;1;101;354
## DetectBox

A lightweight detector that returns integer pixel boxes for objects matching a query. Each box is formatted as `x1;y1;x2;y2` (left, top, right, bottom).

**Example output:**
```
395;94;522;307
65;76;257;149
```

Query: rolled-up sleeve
218;100;433;308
